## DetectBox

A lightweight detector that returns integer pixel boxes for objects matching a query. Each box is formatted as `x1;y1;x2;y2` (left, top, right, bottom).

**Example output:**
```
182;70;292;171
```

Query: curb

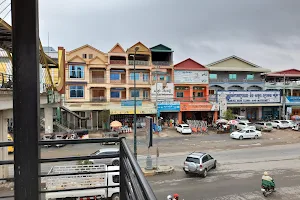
142;165;174;177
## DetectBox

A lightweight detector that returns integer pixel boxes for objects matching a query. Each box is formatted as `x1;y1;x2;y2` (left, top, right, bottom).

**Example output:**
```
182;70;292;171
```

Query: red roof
266;68;300;77
174;58;208;71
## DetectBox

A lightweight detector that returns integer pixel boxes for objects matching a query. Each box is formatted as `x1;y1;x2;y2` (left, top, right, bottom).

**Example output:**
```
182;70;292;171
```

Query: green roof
150;44;173;52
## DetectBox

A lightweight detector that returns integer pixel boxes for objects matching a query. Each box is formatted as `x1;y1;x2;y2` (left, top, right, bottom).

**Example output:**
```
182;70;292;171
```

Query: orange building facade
174;59;218;124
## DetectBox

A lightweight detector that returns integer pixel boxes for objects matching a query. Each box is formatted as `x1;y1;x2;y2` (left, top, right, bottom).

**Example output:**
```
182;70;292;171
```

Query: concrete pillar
0;111;9;180
126;87;130;100
258;106;262;120
205;86;209;101
178;111;182;124
189;86;193;101
213;111;218;122
86;111;92;130
106;88;111;102
106;68;110;84
126;69;129;84
44;107;53;133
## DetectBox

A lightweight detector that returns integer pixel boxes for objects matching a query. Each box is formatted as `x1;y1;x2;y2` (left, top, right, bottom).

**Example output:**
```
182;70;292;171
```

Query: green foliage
223;109;235;120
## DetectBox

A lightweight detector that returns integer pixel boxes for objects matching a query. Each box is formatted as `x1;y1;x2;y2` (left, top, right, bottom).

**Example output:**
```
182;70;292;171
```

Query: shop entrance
246;107;258;120
182;111;214;124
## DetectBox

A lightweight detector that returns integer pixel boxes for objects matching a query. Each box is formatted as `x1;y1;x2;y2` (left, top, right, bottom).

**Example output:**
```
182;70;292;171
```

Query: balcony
265;81;300;89
0;138;157;199
110;60;126;65
209;78;265;83
175;97;207;102
152;61;172;66
111;79;126;84
128;60;149;66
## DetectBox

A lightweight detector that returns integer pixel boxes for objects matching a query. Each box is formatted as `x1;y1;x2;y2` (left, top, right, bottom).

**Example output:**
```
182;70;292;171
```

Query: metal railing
174;97;208;102
152;61;172;66
110;79;126;84
110;60;126;65
128;60;149;66
0;73;13;89
0;137;157;200
91;96;107;102
91;77;106;83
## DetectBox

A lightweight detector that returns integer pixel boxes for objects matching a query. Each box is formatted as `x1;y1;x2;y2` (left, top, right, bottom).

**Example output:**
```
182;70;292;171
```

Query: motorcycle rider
262;171;275;190
173;193;179;200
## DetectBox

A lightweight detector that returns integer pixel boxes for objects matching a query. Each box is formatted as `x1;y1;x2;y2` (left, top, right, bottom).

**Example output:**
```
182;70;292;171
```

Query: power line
0;0;7;7
2;8;10;20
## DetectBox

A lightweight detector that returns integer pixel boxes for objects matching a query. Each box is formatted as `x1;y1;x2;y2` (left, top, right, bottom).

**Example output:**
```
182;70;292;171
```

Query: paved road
146;143;300;200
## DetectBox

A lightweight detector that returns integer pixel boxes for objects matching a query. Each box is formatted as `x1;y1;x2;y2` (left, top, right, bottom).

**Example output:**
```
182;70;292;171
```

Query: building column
126;87;130;100
213;111;218;122
106;87;111;102
44;107;53;133
106;68;110;84
0;111;8;180
291;89;293;96
86;111;92;130
126;69;129;84
178;111;182;124
189;86;193;101
258;106;262;120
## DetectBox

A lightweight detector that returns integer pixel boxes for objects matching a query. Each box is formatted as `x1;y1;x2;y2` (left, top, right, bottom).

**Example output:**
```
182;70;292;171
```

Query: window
82;54;87;59
167;75;171;82
229;74;237;80
143;74;149;81
159;76;164;81
152;75;157;81
69;66;84;78
207;154;213;160
110;73;120;80
130;73;139;80
112;175;119;183
209;90;215;95
247;74;254;80
202;155;208;163
185;157;200;164
69;86;84;98
88;54;93;59
143;90;149;99
111;91;120;98
209;74;217;79
131;90;139;97
196;92;204;97
176;92;184;98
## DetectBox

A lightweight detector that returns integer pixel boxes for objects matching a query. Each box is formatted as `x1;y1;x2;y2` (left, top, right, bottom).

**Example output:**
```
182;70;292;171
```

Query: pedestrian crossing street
204;185;300;200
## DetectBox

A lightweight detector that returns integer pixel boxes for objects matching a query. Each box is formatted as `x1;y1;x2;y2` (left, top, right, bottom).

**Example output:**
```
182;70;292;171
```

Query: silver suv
183;152;217;177
89;148;119;166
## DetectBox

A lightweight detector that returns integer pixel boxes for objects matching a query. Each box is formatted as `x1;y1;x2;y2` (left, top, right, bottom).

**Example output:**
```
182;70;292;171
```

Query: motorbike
261;179;275;197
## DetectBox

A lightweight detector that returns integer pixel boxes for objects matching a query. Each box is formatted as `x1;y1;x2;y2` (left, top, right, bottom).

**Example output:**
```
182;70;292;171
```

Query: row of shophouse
50;42;300;130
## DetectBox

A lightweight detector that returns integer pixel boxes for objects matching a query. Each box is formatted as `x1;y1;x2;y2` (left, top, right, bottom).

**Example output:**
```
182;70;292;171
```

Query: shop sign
157;101;180;112
217;91;281;104
174;70;209;84
180;102;213;111
286;96;300;104
151;83;174;101
121;100;142;106
110;108;157;115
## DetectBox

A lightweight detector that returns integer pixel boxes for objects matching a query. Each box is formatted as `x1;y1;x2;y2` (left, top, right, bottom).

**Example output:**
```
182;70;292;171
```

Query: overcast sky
4;0;300;70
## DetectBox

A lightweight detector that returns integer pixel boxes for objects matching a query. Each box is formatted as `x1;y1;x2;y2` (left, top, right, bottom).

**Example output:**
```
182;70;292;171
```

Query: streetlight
133;46;139;159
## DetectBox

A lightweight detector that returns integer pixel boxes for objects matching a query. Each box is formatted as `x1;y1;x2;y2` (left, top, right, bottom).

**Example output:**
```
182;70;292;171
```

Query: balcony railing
0;138;157;200
152;61;172;66
91;77;106;83
129;79;150;84
111;79;126;84
91;96;107;102
0;72;13;89
210;78;265;83
128;60;149;66
265;81;300;88
175;97;207;102
110;60;126;65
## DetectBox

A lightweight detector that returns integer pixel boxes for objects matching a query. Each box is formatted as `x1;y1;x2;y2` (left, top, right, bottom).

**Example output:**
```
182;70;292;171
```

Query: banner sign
217;91;281;104
286;96;300;104
174;70;209;84
157;101;180;112
121;100;142;106
151;83;174;101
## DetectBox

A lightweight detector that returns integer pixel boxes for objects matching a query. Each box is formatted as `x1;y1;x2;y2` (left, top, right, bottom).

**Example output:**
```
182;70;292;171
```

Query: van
7;134;14;153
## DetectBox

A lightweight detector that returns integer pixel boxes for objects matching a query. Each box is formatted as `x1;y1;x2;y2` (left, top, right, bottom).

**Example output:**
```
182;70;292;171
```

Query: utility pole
282;73;286;120
155;65;159;125
133;46;139;159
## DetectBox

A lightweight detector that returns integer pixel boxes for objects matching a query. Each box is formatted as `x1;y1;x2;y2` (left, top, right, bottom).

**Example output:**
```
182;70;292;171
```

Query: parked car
271;120;290;129
183;152;217;178
255;122;273;132
89;148;119;166
284;120;296;128
176;124;192;134
230;128;262;140
236;122;256;130
235;116;249;123
292;122;300;131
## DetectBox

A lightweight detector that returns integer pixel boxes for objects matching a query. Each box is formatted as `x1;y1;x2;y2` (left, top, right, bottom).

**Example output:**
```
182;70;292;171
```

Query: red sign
180;102;213;111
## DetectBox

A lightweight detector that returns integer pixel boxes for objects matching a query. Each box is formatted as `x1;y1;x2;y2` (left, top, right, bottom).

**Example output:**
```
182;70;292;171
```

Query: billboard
151;83;174;101
174;70;209;84
217;91;281;104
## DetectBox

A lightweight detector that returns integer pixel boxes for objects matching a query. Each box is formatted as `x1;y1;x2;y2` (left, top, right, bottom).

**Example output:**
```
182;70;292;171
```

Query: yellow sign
110;108;156;115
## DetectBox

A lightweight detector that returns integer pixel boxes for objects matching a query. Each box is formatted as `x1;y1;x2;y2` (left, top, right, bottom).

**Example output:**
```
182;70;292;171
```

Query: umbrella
216;119;228;124
291;115;300;120
228;120;238;125
110;121;122;127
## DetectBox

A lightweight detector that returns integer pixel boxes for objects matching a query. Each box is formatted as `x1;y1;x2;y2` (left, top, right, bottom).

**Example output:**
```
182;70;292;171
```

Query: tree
223;109;235;120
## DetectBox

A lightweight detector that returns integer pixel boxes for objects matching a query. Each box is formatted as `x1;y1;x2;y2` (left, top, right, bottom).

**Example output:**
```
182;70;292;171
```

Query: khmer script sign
174;70;209;84
217;91;281;104
151;83;174;101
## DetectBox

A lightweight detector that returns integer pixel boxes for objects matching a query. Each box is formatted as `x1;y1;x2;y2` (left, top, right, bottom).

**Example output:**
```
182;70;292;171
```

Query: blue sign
286;96;300;105
121;100;142;106
157;101;180;112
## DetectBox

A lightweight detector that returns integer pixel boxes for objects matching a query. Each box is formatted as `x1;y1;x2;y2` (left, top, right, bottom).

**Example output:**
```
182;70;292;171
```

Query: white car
271;120;290;129
235;116;249;123
236;122;256;130
230;128;262;140
283;120;295;128
176;124;192;134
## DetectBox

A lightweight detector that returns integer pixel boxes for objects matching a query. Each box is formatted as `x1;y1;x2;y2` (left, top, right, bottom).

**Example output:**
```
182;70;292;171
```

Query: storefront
178;102;219;125
286;96;300;117
157;101;180;126
217;91;282;120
